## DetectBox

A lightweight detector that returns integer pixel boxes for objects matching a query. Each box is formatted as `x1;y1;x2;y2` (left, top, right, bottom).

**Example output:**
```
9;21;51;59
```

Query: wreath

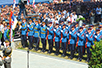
0;31;2;40
7;29;15;39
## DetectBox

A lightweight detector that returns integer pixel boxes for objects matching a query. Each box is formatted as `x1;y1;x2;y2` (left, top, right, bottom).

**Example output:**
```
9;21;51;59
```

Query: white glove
69;32;71;34
61;30;63;32
54;29;56;31
95;35;97;38
47;27;49;30
86;34;88;37
59;26;61;28
77;33;79;36
66;27;68;29
27;25;29;27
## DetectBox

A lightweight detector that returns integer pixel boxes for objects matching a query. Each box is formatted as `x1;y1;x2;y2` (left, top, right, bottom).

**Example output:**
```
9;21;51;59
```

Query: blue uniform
21;22;28;48
61;28;67;57
4;29;9;40
54;28;61;42
34;24;40;37
21;22;27;35
77;30;85;60
54;28;61;55
28;23;34;36
93;34;101;42
40;25;47;52
86;32;94;62
28;23;34;50
47;26;54;53
33;24;40;51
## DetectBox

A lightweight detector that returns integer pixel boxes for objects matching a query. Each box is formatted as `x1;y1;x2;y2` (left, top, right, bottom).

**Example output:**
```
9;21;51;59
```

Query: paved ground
1;49;88;68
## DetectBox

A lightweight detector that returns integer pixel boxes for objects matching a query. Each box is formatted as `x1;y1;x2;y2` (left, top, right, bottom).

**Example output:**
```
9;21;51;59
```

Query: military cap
96;28;100;32
5;40;9;43
63;23;66;26
29;19;32;22
56;23;59;25
79;27;83;29
99;23;102;25
68;21;71;23
75;22;78;24
99;26;102;28
42;21;45;24
71;25;75;28
49;22;52;24
22;18;26;20
35;20;38;22
90;24;94;27
88;27;92;30
82;23;86;26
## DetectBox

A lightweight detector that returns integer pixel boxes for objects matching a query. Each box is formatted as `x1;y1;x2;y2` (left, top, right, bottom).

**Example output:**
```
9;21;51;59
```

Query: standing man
33;20;40;51
47;22;54;54
61;24;67;57
94;28;101;42
3;40;12;68
68;26;76;59
53;23;61;56
96;5;101;23
21;18;27;48
27;19;34;50
85;27;94;62
77;27;85;61
40;21;47;52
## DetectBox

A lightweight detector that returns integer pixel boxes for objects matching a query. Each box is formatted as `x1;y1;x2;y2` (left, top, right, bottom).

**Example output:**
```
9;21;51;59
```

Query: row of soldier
4;18;102;62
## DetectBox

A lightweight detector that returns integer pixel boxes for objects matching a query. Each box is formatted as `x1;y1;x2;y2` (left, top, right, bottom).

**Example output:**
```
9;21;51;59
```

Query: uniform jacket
34;24;40;37
48;26;53;40
28;23;34;36
21;22;27;35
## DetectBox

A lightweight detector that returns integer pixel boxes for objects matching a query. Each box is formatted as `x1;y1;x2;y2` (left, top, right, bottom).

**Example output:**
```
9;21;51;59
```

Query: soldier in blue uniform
61;24;67;57
27;19;34;50
99;26;102;36
4;25;9;41
82;23;87;55
33;20;40;51
47;22;54;54
53;23;61;56
40;21;47;52
68;26;76;59
93;28;101;42
66;21;71;52
85;27;94;62
21;19;27;48
77;27;85;61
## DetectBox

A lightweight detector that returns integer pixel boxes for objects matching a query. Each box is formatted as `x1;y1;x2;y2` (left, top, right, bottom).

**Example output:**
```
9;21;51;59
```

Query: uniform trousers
78;46;83;59
21;35;28;47
55;42;60;53
41;38;46;50
87;47;91;60
34;37;39;49
28;36;33;49
62;42;66;54
48;39;53;52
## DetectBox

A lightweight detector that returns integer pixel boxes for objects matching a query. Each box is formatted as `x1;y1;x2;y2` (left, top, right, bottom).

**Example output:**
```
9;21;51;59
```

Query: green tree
88;41;102;68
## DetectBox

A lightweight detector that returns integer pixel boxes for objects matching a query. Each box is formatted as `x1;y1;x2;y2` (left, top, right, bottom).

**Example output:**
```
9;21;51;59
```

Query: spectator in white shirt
72;12;77;22
67;14;75;24
96;5;101;23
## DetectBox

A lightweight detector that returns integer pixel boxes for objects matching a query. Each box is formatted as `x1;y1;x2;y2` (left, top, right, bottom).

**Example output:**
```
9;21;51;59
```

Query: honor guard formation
0;1;102;67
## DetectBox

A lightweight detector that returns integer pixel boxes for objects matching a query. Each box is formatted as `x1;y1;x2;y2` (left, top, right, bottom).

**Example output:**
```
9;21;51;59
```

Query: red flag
9;11;13;29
